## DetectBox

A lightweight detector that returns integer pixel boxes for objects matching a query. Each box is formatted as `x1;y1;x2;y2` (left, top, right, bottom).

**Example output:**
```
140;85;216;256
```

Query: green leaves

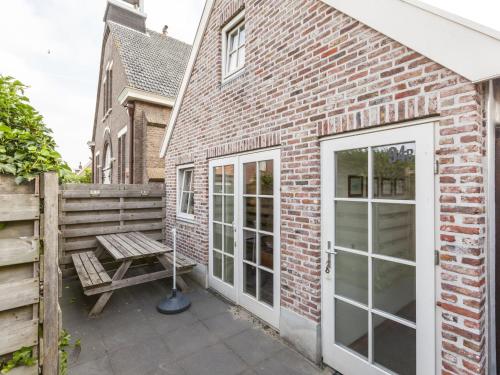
0;347;35;373
0;75;70;183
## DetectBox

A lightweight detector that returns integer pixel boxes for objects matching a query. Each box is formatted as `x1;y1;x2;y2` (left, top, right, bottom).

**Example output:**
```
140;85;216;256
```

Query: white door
209;149;280;328
321;123;435;375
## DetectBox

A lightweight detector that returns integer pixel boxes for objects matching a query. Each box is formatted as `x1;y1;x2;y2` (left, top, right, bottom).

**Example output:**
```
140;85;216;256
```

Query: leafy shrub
61;167;91;184
0;75;69;183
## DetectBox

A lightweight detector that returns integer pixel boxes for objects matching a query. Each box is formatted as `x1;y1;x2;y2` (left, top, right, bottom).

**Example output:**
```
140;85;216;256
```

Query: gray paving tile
69;355;114;375
108;336;173;375
253;348;323;375
189;294;230;320
202;311;253;339
67;323;107;368
145;308;199;335
175;343;248;375
161;321;219;360
147;362;187;375
96;308;158;351
225;328;285;366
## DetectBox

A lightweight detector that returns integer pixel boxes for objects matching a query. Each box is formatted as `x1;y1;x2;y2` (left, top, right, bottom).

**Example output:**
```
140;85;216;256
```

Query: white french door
209;149;280;328
321;123;436;375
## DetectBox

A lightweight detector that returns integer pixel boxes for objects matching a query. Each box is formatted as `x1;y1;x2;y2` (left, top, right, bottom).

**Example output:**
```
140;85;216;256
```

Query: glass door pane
212;164;235;286
242;160;275;307
333;143;417;374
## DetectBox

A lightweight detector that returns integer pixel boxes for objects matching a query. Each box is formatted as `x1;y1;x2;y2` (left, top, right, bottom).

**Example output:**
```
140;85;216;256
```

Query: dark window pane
335;299;368;359
244;162;257;194
259;198;273;232
373;314;416;375
244;264;256;297
243;230;256;263
259;270;273;306
244;197;256;228
224;225;234;255
259;234;273;270
224;255;234;285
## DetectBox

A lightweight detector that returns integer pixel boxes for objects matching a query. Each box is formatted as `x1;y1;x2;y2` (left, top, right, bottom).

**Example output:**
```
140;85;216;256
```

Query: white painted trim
221;11;246;83
159;0;215;158
176;164;195;222
117;126;127;138
118;87;175;107
320;0;500;83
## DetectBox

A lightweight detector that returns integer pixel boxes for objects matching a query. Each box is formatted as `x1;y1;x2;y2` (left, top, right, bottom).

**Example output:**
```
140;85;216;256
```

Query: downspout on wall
126;102;135;184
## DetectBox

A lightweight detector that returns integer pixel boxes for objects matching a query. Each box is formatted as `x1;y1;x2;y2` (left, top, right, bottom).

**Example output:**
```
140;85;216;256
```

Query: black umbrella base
157;289;191;315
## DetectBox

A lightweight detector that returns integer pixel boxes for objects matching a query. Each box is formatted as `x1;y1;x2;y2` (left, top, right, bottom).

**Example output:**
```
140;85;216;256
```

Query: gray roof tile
108;21;191;98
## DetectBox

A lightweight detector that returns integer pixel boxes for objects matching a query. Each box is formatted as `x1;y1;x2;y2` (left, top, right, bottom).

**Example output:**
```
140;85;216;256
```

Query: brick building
159;0;500;374
90;0;191;184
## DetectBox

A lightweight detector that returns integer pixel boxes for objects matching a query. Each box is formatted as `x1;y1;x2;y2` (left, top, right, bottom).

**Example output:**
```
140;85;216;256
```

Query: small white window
177;165;195;221
222;13;245;81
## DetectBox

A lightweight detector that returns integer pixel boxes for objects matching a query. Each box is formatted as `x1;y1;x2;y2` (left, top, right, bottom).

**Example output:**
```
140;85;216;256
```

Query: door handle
325;241;337;274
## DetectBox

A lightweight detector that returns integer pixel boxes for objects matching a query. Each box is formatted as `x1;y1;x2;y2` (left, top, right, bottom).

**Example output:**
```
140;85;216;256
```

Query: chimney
104;0;147;33
162;25;168;36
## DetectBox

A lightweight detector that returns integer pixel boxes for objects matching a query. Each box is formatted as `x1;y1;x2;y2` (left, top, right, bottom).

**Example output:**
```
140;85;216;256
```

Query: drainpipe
486;79;497;375
87;141;96;183
126;102;135;184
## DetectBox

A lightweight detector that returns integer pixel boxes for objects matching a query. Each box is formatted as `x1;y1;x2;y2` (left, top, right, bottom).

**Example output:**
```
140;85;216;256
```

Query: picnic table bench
71;231;196;316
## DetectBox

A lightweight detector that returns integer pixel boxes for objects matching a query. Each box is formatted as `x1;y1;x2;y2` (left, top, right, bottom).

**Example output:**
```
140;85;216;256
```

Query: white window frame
221;11;245;83
177;164;195;222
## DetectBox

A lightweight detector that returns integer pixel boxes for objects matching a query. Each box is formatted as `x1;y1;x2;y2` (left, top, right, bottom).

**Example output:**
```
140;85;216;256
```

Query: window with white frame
102;61;113;116
222;13;245;80
177;165;195;220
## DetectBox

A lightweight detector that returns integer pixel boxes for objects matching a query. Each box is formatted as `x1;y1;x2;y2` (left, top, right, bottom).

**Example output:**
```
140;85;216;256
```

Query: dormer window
222;12;245;82
103;61;113;117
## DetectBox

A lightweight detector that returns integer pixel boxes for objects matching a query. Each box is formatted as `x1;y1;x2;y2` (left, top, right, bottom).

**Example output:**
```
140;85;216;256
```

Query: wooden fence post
42;172;59;375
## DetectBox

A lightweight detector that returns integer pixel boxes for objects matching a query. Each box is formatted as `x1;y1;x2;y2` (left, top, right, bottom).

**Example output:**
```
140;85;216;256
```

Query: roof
159;0;500;157
108;21;192;99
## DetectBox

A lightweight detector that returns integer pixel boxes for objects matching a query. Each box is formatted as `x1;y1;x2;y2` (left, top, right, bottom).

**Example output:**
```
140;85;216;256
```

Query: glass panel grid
333;145;417;368
242;160;274;307
212;165;235;286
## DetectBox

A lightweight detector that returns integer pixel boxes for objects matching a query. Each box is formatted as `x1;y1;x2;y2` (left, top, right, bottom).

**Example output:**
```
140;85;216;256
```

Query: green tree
61;167;91;184
0;75;69;183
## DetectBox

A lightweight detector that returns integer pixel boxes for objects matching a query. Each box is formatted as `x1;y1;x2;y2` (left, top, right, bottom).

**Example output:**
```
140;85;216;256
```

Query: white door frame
321;122;436;375
208;156;239;302
208;149;281;328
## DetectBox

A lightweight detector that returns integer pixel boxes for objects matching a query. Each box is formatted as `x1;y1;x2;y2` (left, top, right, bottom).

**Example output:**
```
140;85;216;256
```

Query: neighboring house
159;0;500;374
90;0;191;184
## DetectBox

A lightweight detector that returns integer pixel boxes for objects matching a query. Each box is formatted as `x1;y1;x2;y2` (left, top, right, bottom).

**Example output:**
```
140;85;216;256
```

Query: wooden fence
58;184;165;276
0;173;60;375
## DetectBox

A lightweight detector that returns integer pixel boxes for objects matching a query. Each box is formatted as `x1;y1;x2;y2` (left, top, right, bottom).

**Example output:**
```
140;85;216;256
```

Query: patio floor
62;273;334;375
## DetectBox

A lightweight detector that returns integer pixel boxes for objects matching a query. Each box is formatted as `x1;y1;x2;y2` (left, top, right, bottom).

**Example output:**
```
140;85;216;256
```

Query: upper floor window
117;127;127;184
177;165;195;221
222;13;245;81
103;61;113;117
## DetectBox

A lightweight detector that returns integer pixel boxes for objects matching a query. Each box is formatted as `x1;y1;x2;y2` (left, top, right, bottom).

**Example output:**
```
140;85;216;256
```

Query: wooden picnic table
71;231;196;316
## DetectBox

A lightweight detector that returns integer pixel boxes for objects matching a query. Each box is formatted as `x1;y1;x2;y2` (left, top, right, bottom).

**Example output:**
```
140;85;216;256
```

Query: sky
0;0;499;170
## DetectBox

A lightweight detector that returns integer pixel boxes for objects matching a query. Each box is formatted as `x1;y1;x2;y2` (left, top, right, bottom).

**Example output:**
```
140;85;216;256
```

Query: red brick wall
164;0;487;372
